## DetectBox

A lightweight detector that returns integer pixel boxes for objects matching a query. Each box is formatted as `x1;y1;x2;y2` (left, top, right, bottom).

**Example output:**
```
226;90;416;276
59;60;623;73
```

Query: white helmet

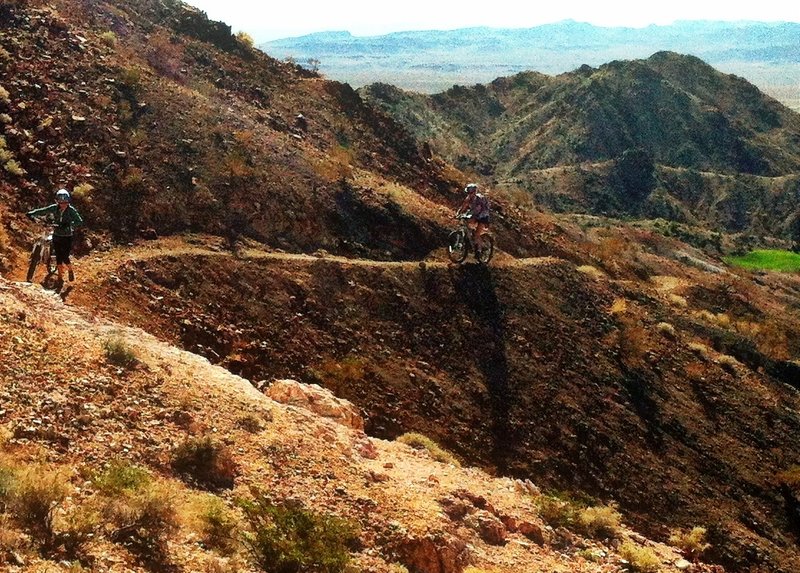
55;188;71;203
465;183;478;194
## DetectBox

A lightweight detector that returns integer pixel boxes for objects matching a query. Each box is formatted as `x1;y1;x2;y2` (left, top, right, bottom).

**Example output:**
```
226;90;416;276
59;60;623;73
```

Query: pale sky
185;0;800;42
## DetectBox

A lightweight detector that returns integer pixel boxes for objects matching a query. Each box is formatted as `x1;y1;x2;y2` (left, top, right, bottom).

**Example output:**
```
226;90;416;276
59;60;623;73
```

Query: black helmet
464;183;478;194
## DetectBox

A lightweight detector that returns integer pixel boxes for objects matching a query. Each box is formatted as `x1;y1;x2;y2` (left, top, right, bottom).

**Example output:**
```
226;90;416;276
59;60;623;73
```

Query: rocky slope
0;273;724;572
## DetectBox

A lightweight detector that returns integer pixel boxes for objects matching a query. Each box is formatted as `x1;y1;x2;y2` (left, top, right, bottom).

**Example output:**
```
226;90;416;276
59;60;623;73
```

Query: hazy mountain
261;20;800;110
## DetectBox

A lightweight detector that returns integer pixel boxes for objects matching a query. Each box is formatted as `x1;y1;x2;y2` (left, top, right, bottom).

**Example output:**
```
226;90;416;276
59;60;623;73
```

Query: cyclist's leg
53;236;71;280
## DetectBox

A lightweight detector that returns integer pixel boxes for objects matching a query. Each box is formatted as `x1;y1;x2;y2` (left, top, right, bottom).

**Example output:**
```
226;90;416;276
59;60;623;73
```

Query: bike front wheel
26;245;42;282
475;234;494;264
42;244;57;275
447;230;468;263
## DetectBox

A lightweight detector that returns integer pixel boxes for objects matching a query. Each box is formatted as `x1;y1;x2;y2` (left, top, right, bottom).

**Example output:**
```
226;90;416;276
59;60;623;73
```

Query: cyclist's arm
26;205;56;220
70;207;84;228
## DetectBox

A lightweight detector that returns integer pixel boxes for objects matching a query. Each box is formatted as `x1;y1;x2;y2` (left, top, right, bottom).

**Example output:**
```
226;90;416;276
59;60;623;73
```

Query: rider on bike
455;183;490;252
26;188;83;284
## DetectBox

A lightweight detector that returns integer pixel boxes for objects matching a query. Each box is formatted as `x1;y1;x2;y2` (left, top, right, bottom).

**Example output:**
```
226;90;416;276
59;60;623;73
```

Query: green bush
239;493;358;573
199;496;239;554
535;494;579;529
171;436;238;490
93;459;151;496
396;432;460;466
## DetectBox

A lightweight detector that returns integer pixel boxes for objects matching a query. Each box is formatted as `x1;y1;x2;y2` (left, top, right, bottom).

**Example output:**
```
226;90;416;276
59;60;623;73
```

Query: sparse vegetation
669;526;710;560
8;465;70;544
197;495;240;554
171;436;238;490
99;31;117;47
239;492;358;573
535;494;580;529
103;337;138;369
93;459;152;496
577;504;622;539
396;432;460;466
619;541;661;572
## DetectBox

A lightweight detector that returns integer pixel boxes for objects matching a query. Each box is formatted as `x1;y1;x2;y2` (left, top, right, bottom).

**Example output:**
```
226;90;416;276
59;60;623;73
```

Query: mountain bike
448;214;494;264
26;223;57;282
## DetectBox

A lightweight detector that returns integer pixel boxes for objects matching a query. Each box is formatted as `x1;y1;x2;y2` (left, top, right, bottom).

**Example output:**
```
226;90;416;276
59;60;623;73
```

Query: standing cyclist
456;182;490;253
26;188;83;285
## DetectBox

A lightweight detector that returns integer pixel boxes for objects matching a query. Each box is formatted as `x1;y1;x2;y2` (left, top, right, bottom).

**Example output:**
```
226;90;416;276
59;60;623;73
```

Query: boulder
266;379;364;430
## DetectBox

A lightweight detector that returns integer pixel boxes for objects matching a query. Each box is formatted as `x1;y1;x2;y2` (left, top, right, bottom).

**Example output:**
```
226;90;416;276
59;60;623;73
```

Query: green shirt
27;204;84;237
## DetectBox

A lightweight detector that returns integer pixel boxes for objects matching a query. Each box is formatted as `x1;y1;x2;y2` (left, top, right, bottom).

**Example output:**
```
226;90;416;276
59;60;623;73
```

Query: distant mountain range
260;20;800;110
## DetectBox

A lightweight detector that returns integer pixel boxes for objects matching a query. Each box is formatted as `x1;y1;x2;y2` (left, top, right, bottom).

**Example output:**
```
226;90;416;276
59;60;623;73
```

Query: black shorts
476;215;490;224
52;235;73;265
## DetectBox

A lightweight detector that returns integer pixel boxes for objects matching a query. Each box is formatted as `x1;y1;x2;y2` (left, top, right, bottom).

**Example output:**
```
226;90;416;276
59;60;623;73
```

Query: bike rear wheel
448;230;468;263
475;234;494;264
26;245;42;282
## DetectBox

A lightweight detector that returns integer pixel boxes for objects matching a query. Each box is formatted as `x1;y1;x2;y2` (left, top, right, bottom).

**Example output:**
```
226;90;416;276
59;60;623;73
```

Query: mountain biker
26;188;84;284
455;182;490;252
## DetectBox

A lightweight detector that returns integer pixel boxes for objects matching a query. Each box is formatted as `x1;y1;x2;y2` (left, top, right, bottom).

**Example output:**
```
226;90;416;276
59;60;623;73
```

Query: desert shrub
117;66;142;92
4;159;25;176
106;481;180;560
777;465;800;487
71;183;94;205
103;337;138;369
93;459;151;496
655;322;677;340
616;317;650;366
9;465;70;544
56;504;101;558
0;113;10;124
576;265;605;279
198;495;239;554
619;541;661;572
99;31;117;47
535;494;579;529
396;433;460;466
239;493;358;573
0;462;16;511
310;356;367;394
171;436;238;490
0;85;9;103
236;414;265;433
236;31;254;49
577;504;622;539
669;526;710;560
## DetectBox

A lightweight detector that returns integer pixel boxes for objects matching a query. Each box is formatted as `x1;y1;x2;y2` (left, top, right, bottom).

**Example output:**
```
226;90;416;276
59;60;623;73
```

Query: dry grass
669;526;710;560
619;541;661;572
577;504;622;539
396;433;461;467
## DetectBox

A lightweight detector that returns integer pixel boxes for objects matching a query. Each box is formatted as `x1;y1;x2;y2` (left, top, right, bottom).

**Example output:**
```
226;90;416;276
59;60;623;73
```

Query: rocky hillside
359;53;800;238
3;1;800;573
0;0;503;272
3;272;724;573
